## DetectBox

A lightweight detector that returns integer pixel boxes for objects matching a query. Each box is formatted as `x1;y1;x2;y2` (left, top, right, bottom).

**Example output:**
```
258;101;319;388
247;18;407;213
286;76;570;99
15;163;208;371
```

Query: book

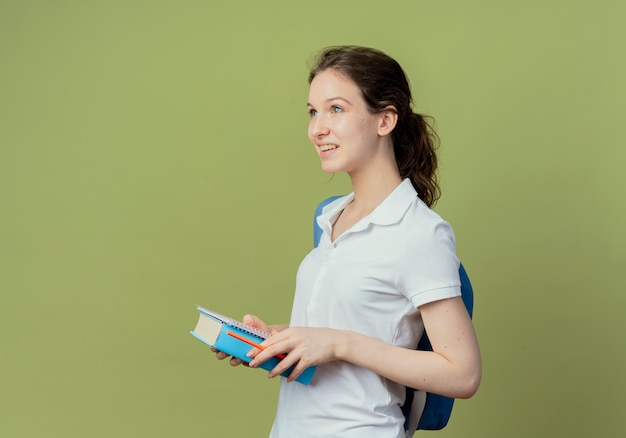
190;306;316;385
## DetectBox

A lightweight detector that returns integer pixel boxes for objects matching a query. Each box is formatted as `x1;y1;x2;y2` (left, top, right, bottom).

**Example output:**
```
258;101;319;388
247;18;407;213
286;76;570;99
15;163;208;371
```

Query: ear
377;106;398;137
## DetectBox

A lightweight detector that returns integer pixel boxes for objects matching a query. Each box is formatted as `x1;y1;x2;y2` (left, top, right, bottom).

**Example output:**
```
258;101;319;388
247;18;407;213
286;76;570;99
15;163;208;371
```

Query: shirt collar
366;178;418;225
317;179;418;239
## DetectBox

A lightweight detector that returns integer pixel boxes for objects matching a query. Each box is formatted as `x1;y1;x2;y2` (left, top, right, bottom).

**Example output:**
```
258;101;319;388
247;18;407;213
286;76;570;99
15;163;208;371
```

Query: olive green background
1;1;624;437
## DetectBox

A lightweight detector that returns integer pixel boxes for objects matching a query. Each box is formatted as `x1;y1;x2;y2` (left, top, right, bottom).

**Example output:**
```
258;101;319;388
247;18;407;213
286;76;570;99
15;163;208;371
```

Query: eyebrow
307;97;352;107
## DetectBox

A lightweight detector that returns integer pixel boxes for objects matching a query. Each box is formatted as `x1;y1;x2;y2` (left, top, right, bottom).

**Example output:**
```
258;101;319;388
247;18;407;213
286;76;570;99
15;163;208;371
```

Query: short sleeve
396;219;462;308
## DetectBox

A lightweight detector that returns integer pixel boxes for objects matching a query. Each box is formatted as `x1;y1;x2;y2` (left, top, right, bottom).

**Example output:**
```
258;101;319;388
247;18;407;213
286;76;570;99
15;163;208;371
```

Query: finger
267;355;301;380
248;342;282;366
247;335;281;363
261;346;300;378
243;314;270;333
215;351;230;360
229;357;244;367
242;314;256;326
286;360;309;383
249;347;277;368
248;332;291;367
246;347;262;359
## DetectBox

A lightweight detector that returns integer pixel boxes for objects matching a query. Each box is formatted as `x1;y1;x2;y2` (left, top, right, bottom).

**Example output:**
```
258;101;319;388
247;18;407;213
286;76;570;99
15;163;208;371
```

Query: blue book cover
190;306;316;385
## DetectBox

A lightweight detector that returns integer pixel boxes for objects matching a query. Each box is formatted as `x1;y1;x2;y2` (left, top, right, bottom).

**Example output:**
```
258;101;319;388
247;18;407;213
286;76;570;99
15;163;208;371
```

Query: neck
348;163;403;214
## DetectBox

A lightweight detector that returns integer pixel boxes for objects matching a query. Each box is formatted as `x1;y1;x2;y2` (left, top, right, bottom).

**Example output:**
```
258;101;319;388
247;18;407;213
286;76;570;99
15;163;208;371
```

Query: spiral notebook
190;306;316;385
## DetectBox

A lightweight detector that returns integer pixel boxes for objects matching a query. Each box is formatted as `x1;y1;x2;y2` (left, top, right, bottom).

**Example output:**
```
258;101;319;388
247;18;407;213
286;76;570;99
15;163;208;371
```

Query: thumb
242;314;270;332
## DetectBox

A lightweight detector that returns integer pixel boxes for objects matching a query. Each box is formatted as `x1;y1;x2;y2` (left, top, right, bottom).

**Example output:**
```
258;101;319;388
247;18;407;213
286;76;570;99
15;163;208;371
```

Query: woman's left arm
248;296;481;398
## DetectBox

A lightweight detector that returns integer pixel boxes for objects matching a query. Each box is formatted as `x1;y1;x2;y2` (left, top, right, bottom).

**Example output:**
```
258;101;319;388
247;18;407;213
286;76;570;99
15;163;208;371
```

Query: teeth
320;144;338;152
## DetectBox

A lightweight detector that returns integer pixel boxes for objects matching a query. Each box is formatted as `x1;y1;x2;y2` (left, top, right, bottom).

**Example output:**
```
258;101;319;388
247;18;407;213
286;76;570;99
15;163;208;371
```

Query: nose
309;114;330;139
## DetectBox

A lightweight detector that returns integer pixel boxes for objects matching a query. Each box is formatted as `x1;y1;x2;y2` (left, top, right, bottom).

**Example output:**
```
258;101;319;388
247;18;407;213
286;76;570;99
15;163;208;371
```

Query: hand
248;326;343;382
211;347;247;367
212;314;272;367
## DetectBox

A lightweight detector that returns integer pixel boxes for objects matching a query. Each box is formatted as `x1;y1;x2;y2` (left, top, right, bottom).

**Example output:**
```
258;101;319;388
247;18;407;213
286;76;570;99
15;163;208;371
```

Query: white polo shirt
269;179;461;438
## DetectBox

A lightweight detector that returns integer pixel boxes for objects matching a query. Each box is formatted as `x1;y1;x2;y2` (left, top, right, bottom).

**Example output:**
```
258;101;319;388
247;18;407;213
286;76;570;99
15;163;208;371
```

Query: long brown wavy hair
308;46;441;207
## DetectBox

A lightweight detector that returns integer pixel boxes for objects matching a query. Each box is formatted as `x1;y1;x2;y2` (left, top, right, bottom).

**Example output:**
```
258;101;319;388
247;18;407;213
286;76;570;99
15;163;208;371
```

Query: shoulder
404;197;454;236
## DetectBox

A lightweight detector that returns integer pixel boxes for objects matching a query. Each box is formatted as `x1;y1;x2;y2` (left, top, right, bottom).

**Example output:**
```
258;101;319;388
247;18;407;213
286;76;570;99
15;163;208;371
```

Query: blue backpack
312;196;474;434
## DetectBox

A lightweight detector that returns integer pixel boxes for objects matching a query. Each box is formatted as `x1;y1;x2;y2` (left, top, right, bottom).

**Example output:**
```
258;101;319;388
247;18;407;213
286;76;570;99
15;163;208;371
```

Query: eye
331;105;344;113
308;108;318;117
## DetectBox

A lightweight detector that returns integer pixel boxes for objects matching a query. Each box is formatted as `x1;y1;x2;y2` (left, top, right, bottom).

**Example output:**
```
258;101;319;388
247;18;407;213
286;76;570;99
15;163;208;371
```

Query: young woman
215;45;481;437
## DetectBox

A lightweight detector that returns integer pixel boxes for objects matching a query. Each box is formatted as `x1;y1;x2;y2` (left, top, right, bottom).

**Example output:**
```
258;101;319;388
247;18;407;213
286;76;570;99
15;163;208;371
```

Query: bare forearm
335;330;481;399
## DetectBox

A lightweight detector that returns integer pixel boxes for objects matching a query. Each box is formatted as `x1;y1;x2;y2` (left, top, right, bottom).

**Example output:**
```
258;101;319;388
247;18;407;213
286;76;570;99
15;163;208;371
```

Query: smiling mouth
319;144;338;152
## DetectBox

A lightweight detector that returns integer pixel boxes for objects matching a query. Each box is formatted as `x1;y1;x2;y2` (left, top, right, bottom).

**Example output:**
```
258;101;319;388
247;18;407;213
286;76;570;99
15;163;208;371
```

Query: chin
321;165;344;174
319;160;346;174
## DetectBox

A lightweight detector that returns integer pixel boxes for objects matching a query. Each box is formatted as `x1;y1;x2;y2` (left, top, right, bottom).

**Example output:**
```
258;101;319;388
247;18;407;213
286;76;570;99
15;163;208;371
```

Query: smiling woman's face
307;69;384;176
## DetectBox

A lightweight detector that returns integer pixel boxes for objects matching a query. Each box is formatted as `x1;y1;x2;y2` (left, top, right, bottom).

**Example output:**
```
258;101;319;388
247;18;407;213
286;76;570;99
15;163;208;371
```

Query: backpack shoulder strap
313;196;343;247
